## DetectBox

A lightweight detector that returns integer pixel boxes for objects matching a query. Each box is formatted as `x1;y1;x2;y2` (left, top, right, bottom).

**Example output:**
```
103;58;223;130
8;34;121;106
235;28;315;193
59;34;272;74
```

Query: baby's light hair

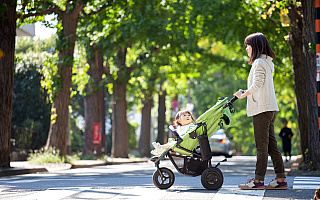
173;110;195;128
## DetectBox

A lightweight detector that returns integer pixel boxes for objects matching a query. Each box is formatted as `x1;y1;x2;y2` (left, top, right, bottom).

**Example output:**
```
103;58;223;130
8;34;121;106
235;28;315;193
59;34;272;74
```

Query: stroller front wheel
153;167;175;190
201;167;223;190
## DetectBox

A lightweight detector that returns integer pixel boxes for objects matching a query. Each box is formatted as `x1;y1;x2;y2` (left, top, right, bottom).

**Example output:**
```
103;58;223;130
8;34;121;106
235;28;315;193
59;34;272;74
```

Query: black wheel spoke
201;168;223;190
153;167;175;189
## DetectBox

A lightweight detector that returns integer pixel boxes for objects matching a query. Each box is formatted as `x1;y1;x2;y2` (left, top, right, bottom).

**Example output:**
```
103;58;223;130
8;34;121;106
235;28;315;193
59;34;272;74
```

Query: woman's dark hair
173;110;195;129
244;32;275;65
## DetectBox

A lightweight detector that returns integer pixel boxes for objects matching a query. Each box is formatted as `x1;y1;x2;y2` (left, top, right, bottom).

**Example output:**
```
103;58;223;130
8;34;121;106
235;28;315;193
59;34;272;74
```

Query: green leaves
14;0;300;156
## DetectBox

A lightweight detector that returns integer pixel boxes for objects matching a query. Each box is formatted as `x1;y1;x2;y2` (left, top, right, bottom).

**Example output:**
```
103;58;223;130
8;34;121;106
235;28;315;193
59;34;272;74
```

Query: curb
0;167;48;177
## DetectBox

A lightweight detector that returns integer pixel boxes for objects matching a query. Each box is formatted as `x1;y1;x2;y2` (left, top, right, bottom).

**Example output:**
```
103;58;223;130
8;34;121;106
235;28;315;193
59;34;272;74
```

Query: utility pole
316;0;320;146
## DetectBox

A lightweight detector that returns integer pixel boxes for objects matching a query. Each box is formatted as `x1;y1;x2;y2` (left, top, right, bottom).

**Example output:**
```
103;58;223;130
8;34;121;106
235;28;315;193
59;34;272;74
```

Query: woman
234;32;287;190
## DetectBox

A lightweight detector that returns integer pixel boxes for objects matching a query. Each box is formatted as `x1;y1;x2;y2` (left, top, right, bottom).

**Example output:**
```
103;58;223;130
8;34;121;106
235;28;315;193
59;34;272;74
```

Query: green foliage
29;147;63;164
29;147;80;164
40;52;60;101
128;121;138;151
72;44;90;96
309;43;316;53
69;107;84;152
13;37;54;150
15;35;62;102
14;0;302;158
12;62;51;148
15;36;56;54
188;0;295;156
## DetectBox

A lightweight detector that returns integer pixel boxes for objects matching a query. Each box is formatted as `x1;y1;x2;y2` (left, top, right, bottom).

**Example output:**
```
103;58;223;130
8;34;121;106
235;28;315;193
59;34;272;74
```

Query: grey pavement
1;155;319;178
0;157;149;177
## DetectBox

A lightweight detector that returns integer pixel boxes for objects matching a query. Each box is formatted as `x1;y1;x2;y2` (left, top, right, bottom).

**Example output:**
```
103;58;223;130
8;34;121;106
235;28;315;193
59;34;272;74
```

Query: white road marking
3;178;95;184
12;187;91;200
8;179;40;183
293;176;320;189
213;185;265;200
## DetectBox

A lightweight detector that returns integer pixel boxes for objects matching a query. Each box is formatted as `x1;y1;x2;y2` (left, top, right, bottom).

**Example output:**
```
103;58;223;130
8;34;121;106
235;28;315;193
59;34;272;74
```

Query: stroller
150;96;238;190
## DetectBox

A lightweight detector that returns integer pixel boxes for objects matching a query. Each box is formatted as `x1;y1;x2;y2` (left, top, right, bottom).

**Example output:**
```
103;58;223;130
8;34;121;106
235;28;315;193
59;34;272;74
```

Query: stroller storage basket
166;153;208;176
185;157;208;174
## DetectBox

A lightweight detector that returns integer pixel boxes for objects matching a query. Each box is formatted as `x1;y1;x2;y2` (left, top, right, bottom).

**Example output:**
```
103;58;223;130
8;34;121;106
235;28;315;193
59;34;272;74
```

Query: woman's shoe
238;178;265;190
265;179;288;190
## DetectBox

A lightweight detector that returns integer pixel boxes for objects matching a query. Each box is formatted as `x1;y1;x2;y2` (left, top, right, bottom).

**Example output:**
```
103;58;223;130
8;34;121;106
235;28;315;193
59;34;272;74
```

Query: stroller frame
151;96;237;190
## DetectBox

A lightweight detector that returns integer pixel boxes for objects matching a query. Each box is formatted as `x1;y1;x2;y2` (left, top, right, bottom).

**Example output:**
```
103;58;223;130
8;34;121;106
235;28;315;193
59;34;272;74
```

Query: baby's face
179;113;192;126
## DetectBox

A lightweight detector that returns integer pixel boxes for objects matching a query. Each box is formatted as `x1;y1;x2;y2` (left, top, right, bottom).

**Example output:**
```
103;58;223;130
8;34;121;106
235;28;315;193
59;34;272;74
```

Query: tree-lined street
0;156;318;200
1;4;320;200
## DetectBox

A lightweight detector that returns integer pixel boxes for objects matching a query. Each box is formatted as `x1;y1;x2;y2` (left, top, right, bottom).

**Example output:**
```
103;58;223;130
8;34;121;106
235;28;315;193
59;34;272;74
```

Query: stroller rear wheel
201;167;223;190
153;167;175;189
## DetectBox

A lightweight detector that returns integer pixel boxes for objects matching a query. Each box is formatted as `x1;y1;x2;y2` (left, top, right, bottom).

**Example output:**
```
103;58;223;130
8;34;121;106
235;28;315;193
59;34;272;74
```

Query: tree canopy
0;0;318;170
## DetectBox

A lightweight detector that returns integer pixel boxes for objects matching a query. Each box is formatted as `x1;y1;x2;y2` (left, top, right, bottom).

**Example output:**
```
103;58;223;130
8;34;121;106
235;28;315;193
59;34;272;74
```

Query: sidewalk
0;157;149;177
285;155;320;177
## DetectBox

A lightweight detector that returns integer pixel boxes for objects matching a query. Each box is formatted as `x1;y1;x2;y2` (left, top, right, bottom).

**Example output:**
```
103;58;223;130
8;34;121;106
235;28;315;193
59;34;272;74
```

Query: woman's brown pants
252;111;285;181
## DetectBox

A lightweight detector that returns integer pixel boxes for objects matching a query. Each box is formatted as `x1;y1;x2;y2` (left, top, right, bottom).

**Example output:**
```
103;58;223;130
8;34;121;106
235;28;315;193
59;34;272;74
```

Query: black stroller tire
201;167;223;190
152;167;175;190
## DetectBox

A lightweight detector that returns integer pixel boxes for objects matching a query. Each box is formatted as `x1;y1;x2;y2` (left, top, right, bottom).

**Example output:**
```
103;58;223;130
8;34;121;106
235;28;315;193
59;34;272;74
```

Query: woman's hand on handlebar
234;89;246;99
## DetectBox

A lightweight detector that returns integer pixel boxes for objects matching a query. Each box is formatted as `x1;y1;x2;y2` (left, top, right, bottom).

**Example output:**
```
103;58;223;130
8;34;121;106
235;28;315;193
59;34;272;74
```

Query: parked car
208;129;233;158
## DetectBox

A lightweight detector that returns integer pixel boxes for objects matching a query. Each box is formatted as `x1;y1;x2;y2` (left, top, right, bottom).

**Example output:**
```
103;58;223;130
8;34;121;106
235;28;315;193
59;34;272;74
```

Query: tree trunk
101;86;106;153
0;0;16;167
111;47;129;158
111;82;129;157
157;89;166;144
301;0;320;170
287;4;308;158
45;3;84;156
138;93;152;157
83;47;104;156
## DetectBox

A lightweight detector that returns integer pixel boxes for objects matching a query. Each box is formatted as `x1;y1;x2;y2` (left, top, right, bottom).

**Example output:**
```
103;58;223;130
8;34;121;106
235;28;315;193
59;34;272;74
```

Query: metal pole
316;0;320;143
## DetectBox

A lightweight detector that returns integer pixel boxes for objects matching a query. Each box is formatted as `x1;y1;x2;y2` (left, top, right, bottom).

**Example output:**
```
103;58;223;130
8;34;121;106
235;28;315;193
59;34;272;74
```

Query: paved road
0;156;318;200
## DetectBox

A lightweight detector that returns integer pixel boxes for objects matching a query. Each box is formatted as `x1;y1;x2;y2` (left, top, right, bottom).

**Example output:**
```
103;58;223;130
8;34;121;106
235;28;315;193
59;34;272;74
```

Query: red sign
172;100;180;110
93;123;101;146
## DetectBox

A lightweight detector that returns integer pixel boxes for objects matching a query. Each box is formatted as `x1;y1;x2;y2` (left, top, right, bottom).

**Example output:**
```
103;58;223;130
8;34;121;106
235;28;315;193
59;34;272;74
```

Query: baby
151;110;196;156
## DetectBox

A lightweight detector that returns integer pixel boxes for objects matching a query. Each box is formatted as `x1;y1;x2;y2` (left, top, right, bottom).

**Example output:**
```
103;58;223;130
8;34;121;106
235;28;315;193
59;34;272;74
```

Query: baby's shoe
152;142;160;149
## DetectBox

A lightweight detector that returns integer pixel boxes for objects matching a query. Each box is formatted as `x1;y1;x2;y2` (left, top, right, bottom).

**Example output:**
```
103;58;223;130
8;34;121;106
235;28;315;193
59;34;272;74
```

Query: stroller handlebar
223;90;244;109
222;96;238;109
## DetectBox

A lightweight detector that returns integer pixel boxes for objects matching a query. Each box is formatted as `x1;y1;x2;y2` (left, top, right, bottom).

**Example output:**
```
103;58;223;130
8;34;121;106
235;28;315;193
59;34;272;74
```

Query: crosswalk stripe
293;176;320;189
12;187;91;200
13;188;86;200
8;179;39;183
213;185;265;200
2;178;95;184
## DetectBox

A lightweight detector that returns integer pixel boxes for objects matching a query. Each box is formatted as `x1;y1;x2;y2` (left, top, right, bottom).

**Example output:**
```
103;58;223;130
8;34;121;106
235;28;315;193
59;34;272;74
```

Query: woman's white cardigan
246;55;279;117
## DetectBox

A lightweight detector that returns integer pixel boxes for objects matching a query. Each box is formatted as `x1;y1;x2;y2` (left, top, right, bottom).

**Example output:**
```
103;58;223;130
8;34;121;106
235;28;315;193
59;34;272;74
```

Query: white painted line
293;185;320;189
6;178;95;184
293;181;320;184
293;176;320;189
14;188;87;200
294;176;320;180
9;179;40;183
213;185;265;200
